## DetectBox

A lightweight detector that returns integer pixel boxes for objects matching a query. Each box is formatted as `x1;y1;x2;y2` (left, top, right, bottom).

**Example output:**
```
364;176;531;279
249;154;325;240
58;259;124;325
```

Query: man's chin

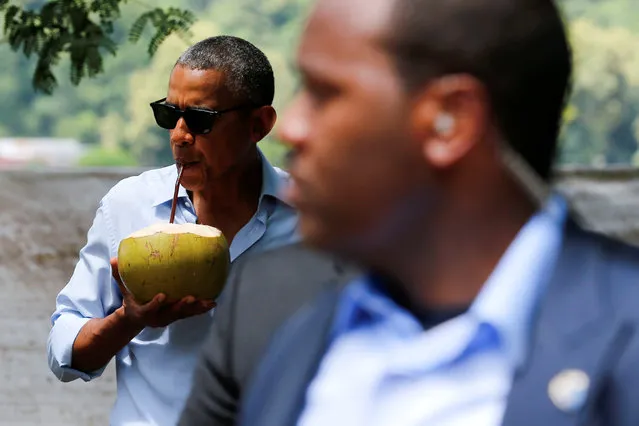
297;216;351;256
299;217;386;263
297;216;328;246
178;177;203;193
177;165;205;188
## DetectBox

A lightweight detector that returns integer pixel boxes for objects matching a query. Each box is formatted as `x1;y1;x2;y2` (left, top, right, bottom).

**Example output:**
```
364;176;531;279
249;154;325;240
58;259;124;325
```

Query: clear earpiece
435;114;455;135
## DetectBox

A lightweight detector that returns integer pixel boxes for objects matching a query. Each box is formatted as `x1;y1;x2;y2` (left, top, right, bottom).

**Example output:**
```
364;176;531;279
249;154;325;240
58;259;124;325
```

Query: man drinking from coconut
46;35;298;426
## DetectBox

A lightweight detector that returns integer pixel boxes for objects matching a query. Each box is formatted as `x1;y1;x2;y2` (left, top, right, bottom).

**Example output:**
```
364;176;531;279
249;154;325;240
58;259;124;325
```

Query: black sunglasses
149;98;254;135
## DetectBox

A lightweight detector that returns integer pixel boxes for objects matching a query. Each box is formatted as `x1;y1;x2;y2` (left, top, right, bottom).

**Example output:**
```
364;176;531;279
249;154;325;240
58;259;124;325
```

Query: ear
409;74;490;170
250;106;278;143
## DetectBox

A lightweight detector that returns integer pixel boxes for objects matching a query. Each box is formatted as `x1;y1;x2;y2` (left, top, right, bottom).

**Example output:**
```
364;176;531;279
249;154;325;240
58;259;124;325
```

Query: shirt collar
468;192;568;367
333;192;569;368
151;148;290;209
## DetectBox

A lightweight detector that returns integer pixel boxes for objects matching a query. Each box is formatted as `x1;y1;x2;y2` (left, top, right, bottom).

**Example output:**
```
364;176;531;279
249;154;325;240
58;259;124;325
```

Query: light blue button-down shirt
297;194;568;426
47;150;299;426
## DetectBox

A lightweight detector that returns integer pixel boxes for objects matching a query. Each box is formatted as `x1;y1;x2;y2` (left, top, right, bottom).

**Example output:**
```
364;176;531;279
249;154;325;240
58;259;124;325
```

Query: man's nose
277;96;309;150
171;117;195;147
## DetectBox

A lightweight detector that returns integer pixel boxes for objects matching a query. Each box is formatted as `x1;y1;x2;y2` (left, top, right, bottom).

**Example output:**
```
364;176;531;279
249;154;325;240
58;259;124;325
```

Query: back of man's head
176;35;275;107
385;0;572;180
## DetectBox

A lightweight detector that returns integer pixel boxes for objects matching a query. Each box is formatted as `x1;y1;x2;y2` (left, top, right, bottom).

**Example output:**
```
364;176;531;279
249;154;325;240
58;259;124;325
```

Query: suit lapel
240;283;344;426
501;221;635;426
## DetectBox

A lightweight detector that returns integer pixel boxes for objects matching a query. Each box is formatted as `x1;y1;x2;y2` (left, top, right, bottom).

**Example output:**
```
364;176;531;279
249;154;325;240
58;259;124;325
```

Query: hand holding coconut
68;168;228;375
110;257;217;329
113;165;230;326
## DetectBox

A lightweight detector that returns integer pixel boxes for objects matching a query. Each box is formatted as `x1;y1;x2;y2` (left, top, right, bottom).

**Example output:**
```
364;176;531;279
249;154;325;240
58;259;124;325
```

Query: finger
157;298;190;320
168;296;195;313
115;279;133;303
160;298;197;321
140;293;167;313
111;258;135;303
110;257;123;286
154;296;212;324
181;297;214;312
181;296;197;305
180;300;216;318
192;302;216;316
200;300;216;310
175;296;199;315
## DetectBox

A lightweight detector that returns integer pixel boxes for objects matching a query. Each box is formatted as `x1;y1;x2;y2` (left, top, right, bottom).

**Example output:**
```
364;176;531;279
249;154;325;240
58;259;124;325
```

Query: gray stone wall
2;166;639;425
0;169;141;426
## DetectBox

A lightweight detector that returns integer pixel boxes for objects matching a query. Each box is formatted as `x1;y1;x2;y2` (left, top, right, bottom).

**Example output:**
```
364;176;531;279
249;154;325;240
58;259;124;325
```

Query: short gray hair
176;35;275;106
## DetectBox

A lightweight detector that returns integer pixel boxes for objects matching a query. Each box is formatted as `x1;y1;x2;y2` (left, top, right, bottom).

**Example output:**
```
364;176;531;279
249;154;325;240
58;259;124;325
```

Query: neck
371;178;538;311
189;150;263;236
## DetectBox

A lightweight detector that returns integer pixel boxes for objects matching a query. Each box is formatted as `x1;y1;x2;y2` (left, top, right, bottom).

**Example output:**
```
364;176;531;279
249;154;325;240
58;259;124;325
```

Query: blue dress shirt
47;150;299;426
297;194;568;426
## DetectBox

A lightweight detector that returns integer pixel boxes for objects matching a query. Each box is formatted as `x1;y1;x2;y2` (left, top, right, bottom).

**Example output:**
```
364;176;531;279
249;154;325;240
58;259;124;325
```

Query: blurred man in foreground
46;35;298;426
178;242;360;426
238;0;639;425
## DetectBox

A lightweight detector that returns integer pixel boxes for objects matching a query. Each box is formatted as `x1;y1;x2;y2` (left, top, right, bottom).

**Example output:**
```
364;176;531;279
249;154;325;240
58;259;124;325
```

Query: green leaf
40;2;58;27
69;40;87;85
148;28;169;56
86;47;104;77
129;7;196;56
69;6;88;33
128;11;152;43
22;30;38;57
99;36;117;56
33;60;57;95
7;28;24;51
4;5;21;33
2;1;197;94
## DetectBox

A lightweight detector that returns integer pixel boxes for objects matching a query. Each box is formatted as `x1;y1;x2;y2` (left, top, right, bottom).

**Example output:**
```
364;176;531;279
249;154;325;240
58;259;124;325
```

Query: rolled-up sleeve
47;197;122;382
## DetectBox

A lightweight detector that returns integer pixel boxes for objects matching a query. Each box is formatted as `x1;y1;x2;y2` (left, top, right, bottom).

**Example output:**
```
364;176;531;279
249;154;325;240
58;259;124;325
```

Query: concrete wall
0;169;141;426
3;166;639;425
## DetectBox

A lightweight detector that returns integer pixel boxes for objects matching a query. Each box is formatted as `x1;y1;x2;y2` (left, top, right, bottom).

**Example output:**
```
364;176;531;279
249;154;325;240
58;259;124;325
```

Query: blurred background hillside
1;0;639;170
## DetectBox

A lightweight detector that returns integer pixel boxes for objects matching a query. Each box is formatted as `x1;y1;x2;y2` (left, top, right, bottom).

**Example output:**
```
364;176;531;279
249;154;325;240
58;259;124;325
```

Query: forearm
71;307;144;373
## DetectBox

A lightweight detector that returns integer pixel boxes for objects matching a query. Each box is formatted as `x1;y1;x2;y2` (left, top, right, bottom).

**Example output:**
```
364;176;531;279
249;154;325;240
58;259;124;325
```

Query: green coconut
117;222;230;304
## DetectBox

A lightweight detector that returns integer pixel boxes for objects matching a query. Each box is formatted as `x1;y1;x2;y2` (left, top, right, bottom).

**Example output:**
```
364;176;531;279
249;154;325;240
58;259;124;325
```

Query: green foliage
558;14;639;166
1;0;639;169
129;7;195;55
0;0;195;94
78;145;138;167
259;139;290;169
562;0;639;30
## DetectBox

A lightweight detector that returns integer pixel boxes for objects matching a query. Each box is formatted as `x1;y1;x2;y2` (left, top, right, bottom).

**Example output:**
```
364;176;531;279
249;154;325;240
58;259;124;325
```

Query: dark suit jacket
238;220;639;426
178;242;360;426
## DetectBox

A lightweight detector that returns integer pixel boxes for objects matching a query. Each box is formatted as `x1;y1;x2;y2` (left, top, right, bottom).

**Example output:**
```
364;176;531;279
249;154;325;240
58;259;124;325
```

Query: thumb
110;257;123;286
110;257;130;299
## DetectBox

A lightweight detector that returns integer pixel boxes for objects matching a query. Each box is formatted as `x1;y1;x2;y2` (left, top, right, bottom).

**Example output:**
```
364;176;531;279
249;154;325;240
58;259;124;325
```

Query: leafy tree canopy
0;0;195;94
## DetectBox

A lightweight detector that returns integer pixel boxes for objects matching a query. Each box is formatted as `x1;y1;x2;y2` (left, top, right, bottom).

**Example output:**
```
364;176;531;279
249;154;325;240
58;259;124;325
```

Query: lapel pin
547;369;590;413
